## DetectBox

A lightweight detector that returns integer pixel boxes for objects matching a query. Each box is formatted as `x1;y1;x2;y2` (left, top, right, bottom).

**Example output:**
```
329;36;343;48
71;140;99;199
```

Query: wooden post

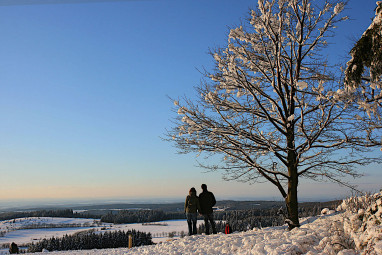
128;234;133;249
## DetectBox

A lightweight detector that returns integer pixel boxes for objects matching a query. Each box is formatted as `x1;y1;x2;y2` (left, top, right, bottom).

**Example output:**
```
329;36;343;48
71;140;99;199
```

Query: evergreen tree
28;229;153;253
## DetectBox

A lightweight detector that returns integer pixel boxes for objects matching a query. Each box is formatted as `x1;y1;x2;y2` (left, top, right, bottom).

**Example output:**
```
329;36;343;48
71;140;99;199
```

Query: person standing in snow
184;187;201;235
9;242;19;254
199;184;217;235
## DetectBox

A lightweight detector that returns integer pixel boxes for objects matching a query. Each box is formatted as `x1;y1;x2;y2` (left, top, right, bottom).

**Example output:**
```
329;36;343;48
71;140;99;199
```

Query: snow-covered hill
27;213;361;255
2;192;382;254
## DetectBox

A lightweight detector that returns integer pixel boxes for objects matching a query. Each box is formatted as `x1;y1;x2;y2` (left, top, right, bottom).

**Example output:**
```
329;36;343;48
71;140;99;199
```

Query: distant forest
1;200;340;232
94;200;339;232
100;210;184;224
0;209;97;222
199;202;338;233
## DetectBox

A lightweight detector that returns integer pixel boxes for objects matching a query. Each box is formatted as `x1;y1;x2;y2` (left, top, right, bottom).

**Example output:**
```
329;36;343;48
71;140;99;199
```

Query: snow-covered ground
0;217;202;253
26;213;360;255
0;217;103;246
1;192;382;254
0;217;99;231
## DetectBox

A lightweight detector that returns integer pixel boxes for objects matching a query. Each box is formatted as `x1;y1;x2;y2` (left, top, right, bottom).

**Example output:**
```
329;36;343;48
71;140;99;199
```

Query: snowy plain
0;217;202;254
1;192;382;254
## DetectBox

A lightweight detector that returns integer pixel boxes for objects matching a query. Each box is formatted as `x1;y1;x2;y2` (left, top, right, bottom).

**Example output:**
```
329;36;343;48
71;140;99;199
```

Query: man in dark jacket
198;184;217;234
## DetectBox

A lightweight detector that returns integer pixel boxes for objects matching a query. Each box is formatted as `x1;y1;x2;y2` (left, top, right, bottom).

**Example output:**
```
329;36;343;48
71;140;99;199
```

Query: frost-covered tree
167;0;382;229
344;1;382;120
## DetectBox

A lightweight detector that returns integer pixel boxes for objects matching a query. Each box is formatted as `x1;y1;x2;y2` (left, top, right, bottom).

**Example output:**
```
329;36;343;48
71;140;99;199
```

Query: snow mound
321;208;335;215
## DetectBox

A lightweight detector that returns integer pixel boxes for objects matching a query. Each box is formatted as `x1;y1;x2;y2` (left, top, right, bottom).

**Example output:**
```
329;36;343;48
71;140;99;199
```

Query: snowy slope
2;192;382;254
27;213;358;255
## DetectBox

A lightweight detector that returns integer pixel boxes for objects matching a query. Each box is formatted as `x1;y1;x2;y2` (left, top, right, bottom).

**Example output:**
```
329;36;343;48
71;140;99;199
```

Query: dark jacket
199;191;216;214
184;193;201;213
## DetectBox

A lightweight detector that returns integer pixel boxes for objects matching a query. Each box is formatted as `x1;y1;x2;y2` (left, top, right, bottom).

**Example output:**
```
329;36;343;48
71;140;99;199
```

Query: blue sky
0;0;380;204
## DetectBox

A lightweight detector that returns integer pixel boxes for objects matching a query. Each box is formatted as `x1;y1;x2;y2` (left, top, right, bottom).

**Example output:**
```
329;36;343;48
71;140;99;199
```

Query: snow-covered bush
339;192;382;254
337;192;378;213
328;219;356;253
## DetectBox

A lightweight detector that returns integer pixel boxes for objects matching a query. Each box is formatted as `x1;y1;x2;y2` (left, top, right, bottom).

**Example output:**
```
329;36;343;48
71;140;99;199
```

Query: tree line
0;209;96;221
100;209;184;224
1;202;334;227
199;203;336;233
1;209;184;224
27;229;153;253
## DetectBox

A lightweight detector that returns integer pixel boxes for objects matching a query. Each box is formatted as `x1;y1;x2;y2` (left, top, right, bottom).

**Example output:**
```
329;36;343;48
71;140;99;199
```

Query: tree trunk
285;170;300;229
285;127;300;230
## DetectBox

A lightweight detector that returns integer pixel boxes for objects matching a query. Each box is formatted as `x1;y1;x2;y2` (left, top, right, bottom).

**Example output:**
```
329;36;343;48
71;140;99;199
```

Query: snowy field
1;192;382;254
0;217;104;246
0;217;202;254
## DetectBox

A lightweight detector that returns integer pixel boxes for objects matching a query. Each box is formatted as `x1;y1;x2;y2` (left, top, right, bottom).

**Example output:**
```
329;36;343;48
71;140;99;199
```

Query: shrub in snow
337;192;377;213
328;220;356;252
339;192;382;254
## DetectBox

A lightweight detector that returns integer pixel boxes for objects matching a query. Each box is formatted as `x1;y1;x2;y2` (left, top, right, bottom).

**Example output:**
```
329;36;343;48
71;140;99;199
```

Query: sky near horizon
0;0;381;205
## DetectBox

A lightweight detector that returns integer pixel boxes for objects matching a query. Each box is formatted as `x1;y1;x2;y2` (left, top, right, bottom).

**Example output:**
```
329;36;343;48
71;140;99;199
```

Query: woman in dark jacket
184;187;201;235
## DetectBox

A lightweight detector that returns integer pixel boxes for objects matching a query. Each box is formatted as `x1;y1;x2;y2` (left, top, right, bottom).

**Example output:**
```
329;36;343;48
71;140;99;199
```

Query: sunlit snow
0;192;381;254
